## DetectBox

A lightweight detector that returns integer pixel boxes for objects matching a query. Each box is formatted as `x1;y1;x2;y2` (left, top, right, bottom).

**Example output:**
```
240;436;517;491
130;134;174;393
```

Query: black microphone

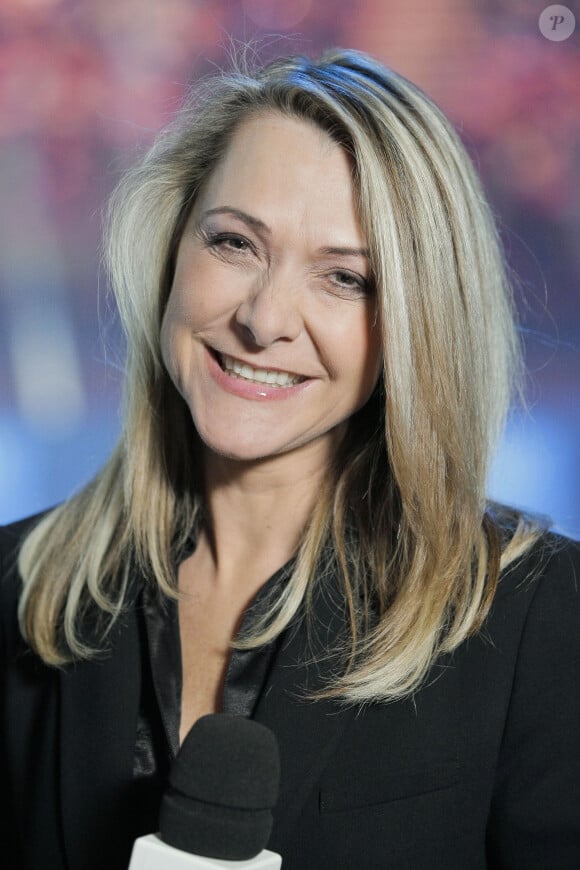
129;714;282;868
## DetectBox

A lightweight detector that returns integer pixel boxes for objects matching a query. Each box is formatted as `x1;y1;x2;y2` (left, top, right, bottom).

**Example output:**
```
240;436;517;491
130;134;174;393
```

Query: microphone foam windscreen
159;714;280;860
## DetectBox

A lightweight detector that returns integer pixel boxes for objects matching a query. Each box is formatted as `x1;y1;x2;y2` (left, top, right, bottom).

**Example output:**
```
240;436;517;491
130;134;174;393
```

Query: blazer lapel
59;605;142;870
253;574;358;851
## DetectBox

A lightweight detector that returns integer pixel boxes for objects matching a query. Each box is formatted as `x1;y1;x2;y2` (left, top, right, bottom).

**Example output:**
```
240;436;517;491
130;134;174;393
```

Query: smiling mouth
215;351;307;387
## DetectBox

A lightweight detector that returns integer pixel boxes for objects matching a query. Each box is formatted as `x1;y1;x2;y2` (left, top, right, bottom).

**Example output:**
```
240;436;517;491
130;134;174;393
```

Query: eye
222;235;251;251
329;270;371;296
205;232;253;253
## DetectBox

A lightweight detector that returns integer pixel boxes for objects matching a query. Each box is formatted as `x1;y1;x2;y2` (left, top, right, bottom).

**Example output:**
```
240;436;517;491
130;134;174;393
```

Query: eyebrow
201;206;370;260
319;245;370;260
202;207;269;235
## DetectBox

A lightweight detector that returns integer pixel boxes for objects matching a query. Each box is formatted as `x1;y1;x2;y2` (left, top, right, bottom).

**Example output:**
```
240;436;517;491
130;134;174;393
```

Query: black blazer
2;514;580;870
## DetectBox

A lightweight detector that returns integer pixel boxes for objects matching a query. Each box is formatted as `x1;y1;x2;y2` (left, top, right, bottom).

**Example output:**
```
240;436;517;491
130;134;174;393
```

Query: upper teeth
221;354;303;387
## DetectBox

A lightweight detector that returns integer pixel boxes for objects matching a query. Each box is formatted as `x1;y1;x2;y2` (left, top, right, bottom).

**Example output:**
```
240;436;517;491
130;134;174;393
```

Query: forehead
193;112;364;243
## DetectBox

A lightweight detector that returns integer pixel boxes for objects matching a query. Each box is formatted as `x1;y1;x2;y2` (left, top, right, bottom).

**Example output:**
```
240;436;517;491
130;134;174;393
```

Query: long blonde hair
18;49;539;702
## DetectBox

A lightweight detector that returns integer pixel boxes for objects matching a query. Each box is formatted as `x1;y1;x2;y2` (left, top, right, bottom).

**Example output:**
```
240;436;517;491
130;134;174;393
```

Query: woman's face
161;112;382;466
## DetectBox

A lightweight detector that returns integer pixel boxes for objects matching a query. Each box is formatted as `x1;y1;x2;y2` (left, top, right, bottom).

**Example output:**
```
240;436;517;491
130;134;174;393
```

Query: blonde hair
18;49;539;701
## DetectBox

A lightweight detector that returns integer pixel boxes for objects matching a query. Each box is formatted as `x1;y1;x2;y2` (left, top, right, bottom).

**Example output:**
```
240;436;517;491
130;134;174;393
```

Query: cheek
160;272;212;356
330;306;383;392
162;281;196;330
166;263;246;333
159;286;197;382
166;244;214;330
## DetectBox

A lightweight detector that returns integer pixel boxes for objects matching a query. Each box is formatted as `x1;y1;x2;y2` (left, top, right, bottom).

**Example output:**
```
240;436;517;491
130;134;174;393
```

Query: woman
2;49;579;869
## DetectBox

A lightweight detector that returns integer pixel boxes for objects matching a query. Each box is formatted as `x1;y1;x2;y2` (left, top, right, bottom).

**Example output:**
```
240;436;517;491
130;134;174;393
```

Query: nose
235;268;303;348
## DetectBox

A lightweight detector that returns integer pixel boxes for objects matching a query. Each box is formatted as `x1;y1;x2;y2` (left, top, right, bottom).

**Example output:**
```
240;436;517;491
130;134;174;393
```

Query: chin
196;427;284;464
206;445;289;466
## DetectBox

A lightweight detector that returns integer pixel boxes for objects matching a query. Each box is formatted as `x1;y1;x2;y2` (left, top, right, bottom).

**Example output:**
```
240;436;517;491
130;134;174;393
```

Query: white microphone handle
129;833;282;869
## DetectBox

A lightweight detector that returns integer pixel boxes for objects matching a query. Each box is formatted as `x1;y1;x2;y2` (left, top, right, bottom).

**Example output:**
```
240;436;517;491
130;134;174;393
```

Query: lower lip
206;348;314;401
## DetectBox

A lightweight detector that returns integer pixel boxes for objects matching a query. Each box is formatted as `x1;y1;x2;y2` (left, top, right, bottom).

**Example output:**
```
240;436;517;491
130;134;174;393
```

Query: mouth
213;350;307;388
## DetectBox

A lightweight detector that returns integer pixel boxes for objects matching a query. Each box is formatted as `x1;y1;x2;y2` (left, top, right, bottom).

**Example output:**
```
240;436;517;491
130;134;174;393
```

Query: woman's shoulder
0;509;53;572
483;530;580;857
1;509;50;550
496;528;580;602
0;510;53;624
485;501;577;599
484;528;580;668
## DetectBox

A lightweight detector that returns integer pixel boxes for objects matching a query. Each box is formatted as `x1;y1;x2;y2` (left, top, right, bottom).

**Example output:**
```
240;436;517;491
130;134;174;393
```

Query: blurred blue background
1;0;579;538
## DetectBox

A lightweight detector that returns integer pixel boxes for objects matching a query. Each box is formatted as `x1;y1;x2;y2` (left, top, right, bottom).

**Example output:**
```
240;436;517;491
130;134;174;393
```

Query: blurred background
0;0;579;537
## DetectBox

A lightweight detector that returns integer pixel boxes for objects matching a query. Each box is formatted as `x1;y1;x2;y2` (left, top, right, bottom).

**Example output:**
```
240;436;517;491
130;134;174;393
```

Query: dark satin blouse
130;533;293;831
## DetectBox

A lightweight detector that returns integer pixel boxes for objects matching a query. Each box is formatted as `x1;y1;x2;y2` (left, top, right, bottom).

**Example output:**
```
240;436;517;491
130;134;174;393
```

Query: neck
200;440;336;588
